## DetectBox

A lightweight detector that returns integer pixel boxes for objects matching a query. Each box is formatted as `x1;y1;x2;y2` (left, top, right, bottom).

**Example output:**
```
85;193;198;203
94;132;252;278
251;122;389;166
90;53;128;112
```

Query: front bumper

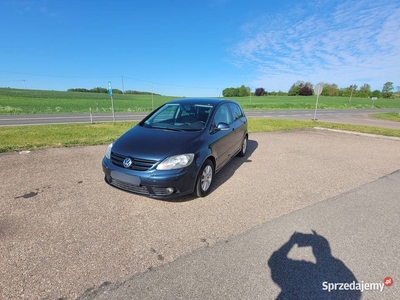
102;157;196;199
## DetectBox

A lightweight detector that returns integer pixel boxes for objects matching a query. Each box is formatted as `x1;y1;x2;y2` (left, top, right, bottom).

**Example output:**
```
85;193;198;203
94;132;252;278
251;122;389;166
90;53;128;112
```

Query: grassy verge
248;119;400;137
1;119;399;153
370;112;400;122
0;122;137;153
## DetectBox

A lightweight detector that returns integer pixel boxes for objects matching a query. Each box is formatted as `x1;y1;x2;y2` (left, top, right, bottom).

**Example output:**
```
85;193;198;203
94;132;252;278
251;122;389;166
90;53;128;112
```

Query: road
0;109;399;128
1;129;399;299
79;169;400;300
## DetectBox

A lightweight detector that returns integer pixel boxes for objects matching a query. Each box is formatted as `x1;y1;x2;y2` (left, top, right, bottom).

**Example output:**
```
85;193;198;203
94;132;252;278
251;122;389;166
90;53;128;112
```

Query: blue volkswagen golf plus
102;98;248;199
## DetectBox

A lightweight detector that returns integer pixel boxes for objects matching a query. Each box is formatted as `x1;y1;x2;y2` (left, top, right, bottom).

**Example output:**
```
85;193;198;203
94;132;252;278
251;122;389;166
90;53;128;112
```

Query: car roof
167;98;237;106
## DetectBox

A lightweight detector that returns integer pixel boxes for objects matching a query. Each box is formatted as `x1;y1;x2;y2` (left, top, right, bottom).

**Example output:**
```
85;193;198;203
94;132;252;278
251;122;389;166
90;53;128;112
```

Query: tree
357;83;371;98
222;85;250;97
304;82;314;90
382;82;394;98
255;88;266;96
90;87;108;93
359;83;371;91
222;87;238;97
299;86;313;96
328;83;339;96
68;88;90;92
288;81;313;96
288;83;300;96
112;89;123;94
338;88;350;97
371;90;381;98
238;85;250;97
321;86;330;96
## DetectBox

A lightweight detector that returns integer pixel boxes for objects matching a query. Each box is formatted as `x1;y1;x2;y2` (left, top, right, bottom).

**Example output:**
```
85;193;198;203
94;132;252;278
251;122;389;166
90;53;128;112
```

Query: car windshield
142;103;213;131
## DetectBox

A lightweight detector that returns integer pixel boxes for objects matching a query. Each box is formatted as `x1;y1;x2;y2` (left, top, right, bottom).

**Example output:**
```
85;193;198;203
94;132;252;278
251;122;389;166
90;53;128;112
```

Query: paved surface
1;109;399;127
80;170;400;300
0;130;399;299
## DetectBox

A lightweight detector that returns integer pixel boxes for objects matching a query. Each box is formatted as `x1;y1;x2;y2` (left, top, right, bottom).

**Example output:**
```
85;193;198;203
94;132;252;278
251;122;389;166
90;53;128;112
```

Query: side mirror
217;122;230;131
210;122;230;134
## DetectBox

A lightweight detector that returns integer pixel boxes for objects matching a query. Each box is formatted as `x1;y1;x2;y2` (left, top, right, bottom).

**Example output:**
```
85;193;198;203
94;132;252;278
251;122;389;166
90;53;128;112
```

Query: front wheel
194;159;214;197
237;135;248;157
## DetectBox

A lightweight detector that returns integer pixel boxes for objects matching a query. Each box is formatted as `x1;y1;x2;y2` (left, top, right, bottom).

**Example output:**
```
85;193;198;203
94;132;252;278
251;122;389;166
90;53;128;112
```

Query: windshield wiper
151;126;184;132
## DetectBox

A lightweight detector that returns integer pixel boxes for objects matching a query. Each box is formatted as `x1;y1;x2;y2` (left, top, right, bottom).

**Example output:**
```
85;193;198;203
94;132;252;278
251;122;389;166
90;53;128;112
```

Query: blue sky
1;0;399;97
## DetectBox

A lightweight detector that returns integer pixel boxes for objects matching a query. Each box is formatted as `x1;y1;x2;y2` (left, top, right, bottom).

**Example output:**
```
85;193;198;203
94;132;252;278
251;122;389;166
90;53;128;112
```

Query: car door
227;102;247;153
209;103;236;171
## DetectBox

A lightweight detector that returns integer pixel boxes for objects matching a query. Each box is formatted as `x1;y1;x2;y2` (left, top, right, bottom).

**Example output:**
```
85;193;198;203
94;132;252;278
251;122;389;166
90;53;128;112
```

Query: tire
194;159;214;197
237;135;248;157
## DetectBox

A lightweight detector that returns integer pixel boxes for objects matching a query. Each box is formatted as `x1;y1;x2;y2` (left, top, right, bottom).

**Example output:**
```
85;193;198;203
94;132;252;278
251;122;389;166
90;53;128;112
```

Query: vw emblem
123;158;132;168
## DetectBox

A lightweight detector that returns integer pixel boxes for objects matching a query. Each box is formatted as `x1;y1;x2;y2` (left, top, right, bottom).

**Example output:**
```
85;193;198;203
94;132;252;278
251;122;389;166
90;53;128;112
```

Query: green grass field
371;112;400;122
0;88;177;114
1;88;400;115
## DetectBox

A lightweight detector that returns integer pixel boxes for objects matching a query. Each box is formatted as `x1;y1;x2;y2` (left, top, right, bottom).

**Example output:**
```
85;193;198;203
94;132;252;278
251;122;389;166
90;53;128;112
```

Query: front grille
111;152;158;171
110;178;150;195
110;179;175;197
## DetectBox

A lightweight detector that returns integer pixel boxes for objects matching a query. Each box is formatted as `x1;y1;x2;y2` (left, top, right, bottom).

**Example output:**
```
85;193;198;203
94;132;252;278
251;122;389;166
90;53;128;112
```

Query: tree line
67;87;159;95
287;81;396;98
223;81;398;98
222;85;251;97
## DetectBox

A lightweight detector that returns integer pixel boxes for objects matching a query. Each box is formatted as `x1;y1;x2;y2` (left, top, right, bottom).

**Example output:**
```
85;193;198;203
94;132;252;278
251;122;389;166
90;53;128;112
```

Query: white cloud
9;0;56;17
230;0;400;91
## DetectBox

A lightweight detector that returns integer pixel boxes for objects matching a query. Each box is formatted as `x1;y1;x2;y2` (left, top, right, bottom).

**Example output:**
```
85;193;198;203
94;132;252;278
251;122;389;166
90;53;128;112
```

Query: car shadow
167;139;258;202
268;231;361;299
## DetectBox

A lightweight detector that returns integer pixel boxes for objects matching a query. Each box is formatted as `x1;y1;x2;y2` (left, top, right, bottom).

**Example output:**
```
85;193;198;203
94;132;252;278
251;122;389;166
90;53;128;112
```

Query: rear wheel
237;135;248;157
194;159;214;197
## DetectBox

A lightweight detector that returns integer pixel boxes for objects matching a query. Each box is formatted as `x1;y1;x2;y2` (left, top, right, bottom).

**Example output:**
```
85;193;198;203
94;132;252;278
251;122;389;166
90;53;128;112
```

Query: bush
255;88;266;96
299;86;313;96
90;87;108;93
67;88;90;92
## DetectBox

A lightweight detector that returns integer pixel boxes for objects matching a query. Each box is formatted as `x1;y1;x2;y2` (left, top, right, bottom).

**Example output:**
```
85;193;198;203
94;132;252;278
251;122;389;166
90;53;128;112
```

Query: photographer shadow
268;231;361;300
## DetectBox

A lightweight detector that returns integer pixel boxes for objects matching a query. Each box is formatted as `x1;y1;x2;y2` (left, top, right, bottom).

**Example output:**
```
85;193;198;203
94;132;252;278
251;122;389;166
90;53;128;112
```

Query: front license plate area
111;171;141;185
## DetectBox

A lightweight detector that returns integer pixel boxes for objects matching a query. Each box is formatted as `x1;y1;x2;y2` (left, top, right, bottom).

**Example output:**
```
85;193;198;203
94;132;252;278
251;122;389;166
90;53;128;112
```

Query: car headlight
157;153;194;170
105;143;113;159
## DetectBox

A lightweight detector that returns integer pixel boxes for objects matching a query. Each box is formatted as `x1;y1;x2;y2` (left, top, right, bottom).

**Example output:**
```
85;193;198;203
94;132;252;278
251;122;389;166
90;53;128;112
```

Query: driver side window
213;103;232;126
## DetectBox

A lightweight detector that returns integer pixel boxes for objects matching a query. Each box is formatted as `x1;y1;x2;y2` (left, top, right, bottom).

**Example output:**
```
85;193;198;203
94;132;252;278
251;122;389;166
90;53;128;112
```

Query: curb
313;127;400;141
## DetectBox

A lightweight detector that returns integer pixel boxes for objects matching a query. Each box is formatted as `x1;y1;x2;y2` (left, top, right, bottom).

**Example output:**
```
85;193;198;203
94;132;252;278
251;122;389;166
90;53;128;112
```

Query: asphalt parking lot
1;129;400;299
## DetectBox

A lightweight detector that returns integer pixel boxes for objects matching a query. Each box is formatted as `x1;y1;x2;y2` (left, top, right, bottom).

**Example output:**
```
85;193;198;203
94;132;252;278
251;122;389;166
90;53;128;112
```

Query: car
102;98;248;199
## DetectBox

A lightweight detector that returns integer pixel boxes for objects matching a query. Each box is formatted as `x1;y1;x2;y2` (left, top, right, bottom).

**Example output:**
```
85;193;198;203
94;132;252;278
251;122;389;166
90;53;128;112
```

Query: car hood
112;125;201;161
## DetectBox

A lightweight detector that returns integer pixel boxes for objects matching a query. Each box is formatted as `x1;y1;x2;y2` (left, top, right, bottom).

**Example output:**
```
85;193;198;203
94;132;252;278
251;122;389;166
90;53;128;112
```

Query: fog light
166;187;175;194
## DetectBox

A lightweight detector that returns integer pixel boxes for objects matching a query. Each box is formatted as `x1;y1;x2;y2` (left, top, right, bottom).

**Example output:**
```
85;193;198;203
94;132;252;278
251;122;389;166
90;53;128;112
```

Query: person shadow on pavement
268;231;361;300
